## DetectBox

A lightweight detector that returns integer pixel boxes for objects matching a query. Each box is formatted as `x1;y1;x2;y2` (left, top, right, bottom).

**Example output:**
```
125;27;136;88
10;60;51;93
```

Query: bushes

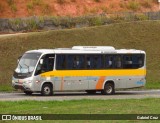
26;0;51;16
7;0;17;13
127;1;140;11
0;12;154;33
135;14;148;20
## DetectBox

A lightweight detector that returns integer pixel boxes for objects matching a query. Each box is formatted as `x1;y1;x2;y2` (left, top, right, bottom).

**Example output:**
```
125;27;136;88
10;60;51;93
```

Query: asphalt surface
0;90;160;101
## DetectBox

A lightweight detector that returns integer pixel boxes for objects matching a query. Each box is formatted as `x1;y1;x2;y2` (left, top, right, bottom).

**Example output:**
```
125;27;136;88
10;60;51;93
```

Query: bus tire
41;83;53;96
24;91;33;95
102;83;115;95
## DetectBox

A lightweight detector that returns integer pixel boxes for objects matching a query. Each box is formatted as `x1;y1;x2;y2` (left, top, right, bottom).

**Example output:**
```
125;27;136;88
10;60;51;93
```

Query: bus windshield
14;53;41;78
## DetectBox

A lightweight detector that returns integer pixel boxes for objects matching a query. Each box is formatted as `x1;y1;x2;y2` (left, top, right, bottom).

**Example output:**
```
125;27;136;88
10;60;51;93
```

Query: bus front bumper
12;78;33;91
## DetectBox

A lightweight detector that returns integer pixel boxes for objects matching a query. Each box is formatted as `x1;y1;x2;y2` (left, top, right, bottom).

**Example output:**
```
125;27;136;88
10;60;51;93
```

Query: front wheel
102;83;115;95
41;84;53;96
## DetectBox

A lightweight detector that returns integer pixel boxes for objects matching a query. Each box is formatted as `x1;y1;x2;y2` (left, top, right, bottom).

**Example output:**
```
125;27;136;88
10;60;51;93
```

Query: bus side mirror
40;59;43;64
17;56;22;63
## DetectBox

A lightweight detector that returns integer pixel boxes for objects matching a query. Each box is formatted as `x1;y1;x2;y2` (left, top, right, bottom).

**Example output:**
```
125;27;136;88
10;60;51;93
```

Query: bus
12;46;146;96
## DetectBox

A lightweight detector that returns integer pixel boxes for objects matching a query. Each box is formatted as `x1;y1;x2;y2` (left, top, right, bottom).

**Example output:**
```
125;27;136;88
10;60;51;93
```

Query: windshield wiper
24;64;30;73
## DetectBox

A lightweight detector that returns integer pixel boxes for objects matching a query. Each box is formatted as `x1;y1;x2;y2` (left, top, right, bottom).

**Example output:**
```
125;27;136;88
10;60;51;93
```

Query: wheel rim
44;86;50;95
106;86;112;94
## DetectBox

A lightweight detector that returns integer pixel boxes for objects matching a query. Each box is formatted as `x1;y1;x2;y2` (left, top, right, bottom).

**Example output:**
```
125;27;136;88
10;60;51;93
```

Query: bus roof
25;46;145;54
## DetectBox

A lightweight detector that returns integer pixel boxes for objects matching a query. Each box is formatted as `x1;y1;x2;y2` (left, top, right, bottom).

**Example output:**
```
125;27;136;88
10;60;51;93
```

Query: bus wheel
24;91;33;95
41;84;53;96
102;83;115;95
85;90;96;94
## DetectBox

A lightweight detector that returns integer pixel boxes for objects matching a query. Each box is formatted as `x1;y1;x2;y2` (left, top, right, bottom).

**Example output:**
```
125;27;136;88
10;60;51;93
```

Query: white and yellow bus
12;46;146;96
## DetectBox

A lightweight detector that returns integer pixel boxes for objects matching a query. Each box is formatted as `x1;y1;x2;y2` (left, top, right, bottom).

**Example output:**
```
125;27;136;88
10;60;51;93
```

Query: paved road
0;90;160;101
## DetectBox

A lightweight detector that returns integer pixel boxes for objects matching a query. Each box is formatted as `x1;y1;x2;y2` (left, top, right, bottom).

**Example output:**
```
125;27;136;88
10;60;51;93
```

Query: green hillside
0;21;160;91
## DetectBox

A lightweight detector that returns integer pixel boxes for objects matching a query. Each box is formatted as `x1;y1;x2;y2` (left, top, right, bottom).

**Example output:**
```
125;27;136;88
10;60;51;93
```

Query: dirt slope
0;0;159;18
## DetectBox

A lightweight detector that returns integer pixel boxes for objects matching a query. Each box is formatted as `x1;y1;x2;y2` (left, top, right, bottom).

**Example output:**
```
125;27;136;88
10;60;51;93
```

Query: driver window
35;54;55;75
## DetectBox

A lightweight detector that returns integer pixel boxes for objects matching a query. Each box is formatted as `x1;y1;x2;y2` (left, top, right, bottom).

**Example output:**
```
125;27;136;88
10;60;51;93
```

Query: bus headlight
25;80;32;84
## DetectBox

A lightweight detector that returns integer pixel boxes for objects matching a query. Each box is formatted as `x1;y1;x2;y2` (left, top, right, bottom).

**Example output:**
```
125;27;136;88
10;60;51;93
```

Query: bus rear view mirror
17;56;22;63
40;59;43;64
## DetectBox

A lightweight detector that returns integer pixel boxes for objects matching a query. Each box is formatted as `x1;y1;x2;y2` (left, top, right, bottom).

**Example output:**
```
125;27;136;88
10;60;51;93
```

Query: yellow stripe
41;69;146;77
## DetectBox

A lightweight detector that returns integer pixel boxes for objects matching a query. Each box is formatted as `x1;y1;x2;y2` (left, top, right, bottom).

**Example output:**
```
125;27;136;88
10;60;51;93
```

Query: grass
1;98;160;114
0;21;160;91
146;81;160;89
0;99;160;122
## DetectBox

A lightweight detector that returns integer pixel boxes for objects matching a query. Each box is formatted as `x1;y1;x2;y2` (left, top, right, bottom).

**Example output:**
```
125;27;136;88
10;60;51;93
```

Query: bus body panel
33;69;145;91
12;46;146;94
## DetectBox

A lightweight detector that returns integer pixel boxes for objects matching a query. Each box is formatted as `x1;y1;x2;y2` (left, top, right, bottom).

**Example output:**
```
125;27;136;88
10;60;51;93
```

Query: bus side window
66;55;75;69
138;55;144;67
123;54;144;69
132;54;144;68
41;54;54;72
85;55;103;69
123;55;132;68
35;54;54;75
114;56;122;68
72;55;85;69
56;55;66;70
105;55;113;68
93;55;103;69
86;56;91;69
66;55;85;70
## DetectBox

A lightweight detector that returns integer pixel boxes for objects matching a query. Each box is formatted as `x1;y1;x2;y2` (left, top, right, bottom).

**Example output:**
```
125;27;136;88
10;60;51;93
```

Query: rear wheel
102;83;115;95
41;84;53;96
24;91;33;95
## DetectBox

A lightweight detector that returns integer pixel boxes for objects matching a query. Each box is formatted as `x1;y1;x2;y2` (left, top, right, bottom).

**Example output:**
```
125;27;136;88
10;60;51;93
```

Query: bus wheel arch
102;80;115;95
41;82;53;96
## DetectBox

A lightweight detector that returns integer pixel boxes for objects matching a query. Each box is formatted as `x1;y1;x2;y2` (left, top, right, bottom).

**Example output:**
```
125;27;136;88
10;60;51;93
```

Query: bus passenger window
123;54;144;69
115;56;122;68
123;56;132;68
93;55;103;69
77;55;85;69
138;56;143;67
132;55;144;68
73;56;80;68
56;55;66;70
105;56;113;68
87;57;91;68
65;55;85;70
